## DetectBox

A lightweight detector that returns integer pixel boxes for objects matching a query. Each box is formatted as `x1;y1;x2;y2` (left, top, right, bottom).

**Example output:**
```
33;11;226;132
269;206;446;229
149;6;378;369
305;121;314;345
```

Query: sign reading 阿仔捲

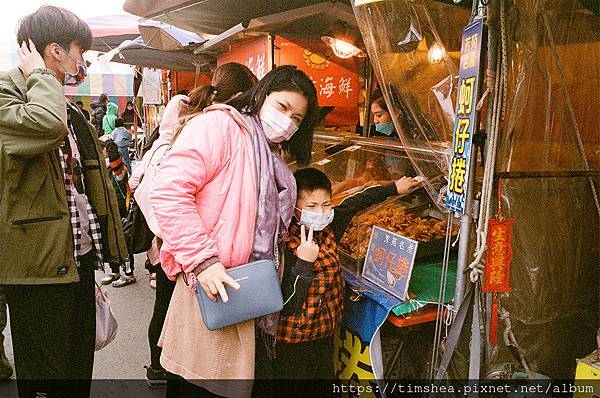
362;226;418;301
445;18;484;214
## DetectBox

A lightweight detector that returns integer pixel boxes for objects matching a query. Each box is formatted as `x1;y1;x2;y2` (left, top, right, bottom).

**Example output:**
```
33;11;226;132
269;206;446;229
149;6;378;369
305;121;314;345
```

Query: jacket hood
158;94;188;142
107;102;118;116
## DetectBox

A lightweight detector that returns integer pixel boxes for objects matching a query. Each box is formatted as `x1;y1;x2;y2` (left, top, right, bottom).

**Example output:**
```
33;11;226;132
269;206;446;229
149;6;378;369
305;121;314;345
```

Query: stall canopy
194;2;360;61
98;36;212;72
87;14;141;52
123;0;338;35
138;20;207;51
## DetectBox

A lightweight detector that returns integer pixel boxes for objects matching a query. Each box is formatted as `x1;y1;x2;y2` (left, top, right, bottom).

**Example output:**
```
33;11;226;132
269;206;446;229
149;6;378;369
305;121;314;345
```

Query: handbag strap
95;281;109;303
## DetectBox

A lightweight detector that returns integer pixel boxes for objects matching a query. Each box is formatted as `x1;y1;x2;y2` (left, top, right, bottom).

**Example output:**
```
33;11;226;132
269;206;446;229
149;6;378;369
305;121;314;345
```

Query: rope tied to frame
467;0;509;285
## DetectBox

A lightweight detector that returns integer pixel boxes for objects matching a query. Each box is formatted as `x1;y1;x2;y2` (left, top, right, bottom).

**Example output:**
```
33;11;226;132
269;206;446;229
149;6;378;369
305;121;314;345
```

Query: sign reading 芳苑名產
362;226;418;301
445;18;484;214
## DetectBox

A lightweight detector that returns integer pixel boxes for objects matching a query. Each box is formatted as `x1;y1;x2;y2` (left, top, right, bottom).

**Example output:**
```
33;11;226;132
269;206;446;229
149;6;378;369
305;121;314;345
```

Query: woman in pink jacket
149;66;319;397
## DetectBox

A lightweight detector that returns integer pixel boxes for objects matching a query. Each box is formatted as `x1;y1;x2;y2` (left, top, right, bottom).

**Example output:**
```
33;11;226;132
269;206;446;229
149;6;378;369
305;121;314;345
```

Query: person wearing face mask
121;100;141;130
271;168;420;382
0;6;128;397
149;65;319;397
371;92;398;139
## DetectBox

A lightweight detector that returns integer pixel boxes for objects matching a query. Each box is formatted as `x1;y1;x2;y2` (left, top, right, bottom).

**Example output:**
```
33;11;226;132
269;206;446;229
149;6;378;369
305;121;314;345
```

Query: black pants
4;250;96;398
166;372;220;398
148;264;176;368
109;256;135;276
272;335;335;379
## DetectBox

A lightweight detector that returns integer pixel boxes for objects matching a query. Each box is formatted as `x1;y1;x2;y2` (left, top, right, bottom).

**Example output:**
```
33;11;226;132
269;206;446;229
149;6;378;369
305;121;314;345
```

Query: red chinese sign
217;36;271;80
275;37;359;108
483;218;514;293
372;246;411;280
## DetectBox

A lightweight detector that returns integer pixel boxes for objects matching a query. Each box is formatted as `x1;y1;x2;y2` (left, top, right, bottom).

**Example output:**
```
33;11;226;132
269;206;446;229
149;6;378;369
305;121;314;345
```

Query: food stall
351;0;599;385
123;0;466;384
123;0;599;387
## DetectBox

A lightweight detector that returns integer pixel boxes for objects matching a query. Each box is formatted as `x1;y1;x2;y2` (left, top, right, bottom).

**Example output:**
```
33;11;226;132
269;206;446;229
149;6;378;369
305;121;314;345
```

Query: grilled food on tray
340;206;451;258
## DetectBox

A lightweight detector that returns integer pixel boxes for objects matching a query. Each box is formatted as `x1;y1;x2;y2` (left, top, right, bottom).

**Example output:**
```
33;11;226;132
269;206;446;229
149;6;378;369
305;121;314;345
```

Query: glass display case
305;137;457;273
308;139;418;204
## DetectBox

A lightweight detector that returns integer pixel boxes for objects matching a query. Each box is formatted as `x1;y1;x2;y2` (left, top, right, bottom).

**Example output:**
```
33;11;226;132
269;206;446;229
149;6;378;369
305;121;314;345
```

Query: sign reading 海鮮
445;18;484;214
362;226;418;301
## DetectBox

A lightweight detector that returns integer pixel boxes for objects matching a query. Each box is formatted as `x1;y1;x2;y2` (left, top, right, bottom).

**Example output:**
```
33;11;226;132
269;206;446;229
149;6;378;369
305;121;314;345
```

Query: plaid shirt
276;222;345;343
60;139;105;270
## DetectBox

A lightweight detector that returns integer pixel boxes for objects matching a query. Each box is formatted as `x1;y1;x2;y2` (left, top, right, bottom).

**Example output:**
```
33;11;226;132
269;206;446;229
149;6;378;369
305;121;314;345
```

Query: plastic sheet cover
353;0;599;379
492;0;599;379
352;0;471;209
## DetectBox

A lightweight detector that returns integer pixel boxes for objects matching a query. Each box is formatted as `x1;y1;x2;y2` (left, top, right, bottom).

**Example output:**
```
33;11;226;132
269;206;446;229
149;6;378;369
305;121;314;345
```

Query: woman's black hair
17;5;92;52
370;88;389;113
228;65;319;166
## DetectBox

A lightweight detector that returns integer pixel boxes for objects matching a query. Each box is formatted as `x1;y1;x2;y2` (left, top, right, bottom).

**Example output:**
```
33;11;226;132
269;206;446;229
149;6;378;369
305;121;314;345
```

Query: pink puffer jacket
149;106;257;280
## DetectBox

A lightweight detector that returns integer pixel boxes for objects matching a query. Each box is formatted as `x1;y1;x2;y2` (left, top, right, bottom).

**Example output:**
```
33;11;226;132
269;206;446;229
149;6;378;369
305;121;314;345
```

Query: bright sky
1;0;133;70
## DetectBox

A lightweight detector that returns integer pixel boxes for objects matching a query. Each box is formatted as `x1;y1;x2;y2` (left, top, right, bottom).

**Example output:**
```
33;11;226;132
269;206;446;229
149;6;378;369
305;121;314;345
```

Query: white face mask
105;158;110;167
259;102;299;143
297;208;334;231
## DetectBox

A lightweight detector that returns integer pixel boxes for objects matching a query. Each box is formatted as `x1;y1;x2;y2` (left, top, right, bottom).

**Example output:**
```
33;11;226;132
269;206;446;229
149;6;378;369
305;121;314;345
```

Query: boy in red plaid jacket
273;168;419;379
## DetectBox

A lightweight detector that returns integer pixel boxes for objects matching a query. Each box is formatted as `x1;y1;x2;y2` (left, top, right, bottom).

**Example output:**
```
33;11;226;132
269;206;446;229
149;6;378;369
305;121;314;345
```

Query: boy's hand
395;176;421;195
296;225;319;263
17;40;46;78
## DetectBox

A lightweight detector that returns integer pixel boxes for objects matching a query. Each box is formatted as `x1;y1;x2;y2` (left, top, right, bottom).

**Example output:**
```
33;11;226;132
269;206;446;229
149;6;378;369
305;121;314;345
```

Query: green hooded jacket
102;102;118;135
0;68;128;285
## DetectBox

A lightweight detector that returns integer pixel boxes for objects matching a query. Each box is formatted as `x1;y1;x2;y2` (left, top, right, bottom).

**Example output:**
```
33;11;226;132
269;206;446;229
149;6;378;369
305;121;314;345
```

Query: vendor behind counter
370;91;399;139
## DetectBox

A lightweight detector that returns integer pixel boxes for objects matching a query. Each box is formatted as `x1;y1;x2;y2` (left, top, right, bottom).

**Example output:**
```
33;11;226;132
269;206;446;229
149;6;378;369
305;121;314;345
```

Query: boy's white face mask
297;208;334;231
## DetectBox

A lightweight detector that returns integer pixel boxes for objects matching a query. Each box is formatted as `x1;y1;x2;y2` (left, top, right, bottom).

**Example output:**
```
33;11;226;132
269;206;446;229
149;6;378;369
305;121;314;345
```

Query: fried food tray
339;199;457;275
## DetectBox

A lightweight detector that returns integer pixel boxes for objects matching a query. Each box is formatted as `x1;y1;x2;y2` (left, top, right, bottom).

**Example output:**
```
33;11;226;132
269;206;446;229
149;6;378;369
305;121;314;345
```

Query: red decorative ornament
483;180;514;344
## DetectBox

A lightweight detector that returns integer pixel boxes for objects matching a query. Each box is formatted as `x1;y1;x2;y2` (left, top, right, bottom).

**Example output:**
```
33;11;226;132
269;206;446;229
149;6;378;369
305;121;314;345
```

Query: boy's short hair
17;6;92;53
76;100;83;106
99;94;108;104
115;118;125;128
294;168;332;198
102;139;120;162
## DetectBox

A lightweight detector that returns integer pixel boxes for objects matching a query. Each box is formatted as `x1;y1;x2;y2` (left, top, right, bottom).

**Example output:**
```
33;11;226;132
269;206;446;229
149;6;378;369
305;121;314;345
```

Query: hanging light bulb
428;41;445;64
321;22;366;59
321;36;366;59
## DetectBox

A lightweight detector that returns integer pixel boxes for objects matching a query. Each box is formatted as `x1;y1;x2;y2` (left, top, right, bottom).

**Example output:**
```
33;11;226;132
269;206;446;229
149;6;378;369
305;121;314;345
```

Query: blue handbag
194;260;284;331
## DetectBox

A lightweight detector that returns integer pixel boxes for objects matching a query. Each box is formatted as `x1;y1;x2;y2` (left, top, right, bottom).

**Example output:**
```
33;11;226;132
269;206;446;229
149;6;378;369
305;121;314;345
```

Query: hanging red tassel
489;294;499;345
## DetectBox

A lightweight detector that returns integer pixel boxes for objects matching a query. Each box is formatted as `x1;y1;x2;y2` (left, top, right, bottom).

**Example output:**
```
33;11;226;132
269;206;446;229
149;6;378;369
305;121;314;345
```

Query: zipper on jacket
12;216;62;225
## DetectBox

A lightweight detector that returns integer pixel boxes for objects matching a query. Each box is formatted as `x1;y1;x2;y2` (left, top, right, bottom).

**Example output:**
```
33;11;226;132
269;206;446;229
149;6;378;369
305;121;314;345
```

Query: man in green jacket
0;6;128;397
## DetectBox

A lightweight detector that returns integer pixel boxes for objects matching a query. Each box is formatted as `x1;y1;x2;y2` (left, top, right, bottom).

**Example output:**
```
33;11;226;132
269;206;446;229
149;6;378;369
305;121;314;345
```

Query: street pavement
0;254;167;397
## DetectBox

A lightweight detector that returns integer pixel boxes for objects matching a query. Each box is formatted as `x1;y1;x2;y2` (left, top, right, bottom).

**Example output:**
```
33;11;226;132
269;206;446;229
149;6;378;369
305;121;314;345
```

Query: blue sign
446;18;484;214
361;226;418;300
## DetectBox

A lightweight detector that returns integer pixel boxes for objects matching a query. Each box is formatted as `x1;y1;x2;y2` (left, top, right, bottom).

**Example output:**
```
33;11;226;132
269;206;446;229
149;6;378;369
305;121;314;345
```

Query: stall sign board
362;226;418;301
275;37;359;108
217;36;271;80
445;18;484;214
141;68;163;105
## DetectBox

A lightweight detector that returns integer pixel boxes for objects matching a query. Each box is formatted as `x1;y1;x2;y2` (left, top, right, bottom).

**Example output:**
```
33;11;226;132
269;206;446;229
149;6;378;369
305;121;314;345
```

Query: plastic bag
95;283;118;351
